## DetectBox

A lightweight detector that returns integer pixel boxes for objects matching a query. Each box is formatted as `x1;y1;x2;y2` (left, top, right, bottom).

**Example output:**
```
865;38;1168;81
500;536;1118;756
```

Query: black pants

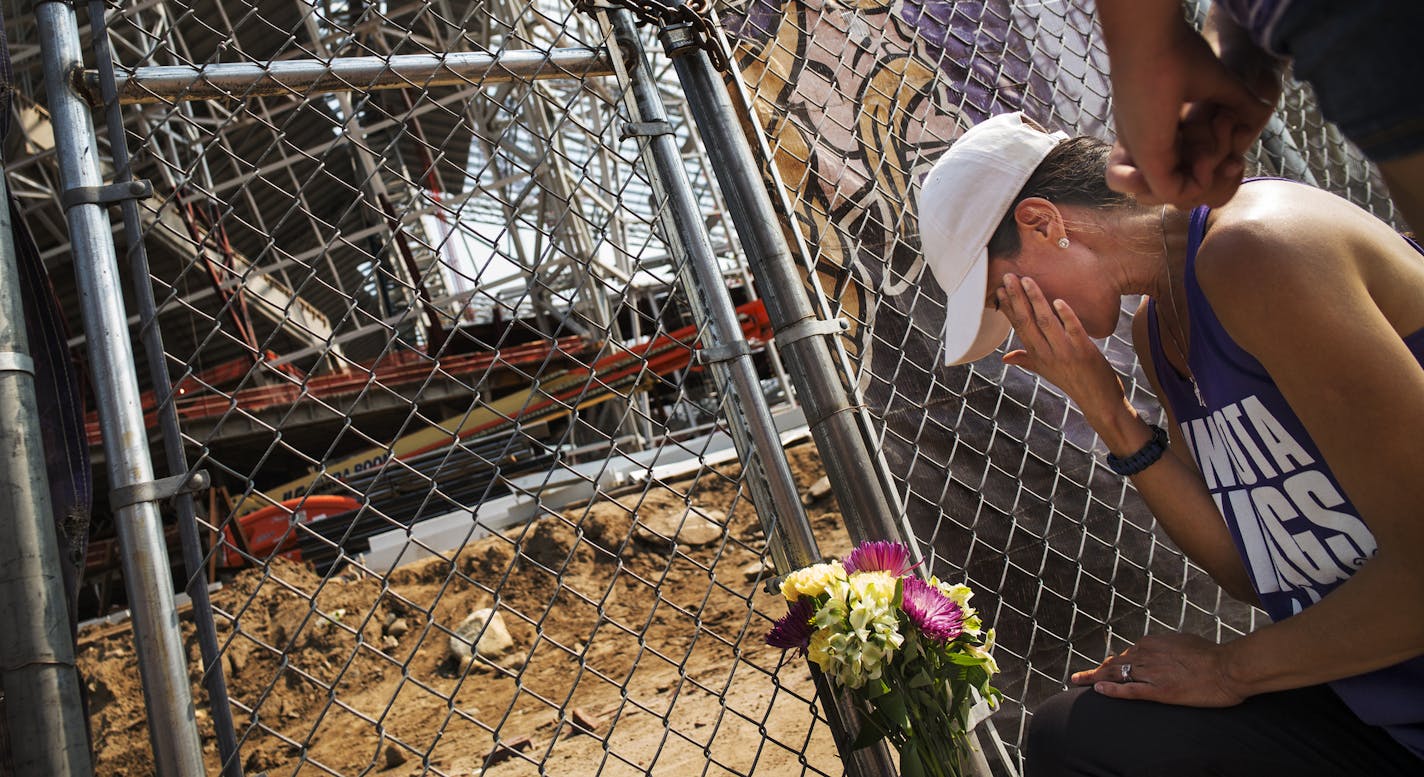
1024;685;1424;777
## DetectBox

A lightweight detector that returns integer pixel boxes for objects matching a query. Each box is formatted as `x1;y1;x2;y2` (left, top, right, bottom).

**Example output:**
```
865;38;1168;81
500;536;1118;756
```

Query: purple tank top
1213;0;1296;55
1145;200;1424;758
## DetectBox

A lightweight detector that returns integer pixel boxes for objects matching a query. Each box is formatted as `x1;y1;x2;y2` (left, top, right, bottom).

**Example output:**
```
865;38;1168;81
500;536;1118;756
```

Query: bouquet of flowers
765;541;999;777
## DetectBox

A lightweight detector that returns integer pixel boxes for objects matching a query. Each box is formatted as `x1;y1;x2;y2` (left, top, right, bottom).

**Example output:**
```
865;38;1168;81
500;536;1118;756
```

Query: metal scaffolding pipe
0;175;94;776
85;47;616;105
37;2;206;775
600;9;815;575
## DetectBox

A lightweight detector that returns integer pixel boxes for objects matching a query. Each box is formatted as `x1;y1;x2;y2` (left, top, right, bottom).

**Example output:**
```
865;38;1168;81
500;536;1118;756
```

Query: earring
1057;237;1070;249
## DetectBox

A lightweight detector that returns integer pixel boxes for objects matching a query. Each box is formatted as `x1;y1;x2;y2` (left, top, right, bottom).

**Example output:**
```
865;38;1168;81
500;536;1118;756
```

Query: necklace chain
1158;205;1206;407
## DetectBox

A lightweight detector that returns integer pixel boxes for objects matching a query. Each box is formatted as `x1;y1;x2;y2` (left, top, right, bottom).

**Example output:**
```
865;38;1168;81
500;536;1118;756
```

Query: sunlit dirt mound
81;442;852;776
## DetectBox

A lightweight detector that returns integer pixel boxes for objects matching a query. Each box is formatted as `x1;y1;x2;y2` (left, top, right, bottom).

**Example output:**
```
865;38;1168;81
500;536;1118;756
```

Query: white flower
807;571;905;687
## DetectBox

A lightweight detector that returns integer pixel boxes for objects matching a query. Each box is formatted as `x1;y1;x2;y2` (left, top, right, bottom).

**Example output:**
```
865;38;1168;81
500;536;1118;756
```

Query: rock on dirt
634;506;725;548
447;608;516;672
801;475;832;504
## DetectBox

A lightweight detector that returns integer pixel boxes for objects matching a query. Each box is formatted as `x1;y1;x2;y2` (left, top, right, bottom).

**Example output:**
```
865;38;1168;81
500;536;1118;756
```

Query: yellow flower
780;561;847;601
934;579;981;635
935;580;974;609
807;628;833;670
848;571;898;607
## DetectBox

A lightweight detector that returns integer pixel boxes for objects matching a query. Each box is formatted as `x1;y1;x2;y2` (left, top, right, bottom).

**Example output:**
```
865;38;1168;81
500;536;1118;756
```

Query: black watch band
1105;423;1170;477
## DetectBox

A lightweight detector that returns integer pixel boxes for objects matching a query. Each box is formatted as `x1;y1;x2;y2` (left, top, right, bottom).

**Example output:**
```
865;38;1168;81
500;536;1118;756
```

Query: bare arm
1077;200;1424;705
1124;300;1259;606
1191;214;1424;695
1201;4;1284;107
993;278;1257;603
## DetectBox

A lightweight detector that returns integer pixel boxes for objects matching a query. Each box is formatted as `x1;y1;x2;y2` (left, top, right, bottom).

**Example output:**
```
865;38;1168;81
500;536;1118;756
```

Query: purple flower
843;541;916;577
901;577;965;642
765;597;816;654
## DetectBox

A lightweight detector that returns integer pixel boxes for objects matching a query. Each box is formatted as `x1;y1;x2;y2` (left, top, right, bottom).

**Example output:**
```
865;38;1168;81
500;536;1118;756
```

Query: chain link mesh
0;0;1395;772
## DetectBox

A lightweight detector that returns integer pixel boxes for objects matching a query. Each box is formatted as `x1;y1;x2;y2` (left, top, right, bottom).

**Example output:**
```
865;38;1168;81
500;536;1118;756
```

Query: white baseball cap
917;112;1067;365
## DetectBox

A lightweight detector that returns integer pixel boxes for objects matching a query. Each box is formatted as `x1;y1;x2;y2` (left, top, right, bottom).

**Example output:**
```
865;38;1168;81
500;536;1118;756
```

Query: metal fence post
659;24;921;560
598;10;813;569
672;21;1021;777
35;3;206;775
594;11;901;775
0;176;94;777
83;1;246;773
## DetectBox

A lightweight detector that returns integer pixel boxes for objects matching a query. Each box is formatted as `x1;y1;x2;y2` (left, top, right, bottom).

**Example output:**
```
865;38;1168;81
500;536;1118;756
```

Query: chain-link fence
10;0;865;772
0;0;1398;773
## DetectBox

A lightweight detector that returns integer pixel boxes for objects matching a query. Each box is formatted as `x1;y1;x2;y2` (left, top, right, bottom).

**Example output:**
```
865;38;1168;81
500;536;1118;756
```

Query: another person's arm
1200;3;1284;107
1097;1;1277;208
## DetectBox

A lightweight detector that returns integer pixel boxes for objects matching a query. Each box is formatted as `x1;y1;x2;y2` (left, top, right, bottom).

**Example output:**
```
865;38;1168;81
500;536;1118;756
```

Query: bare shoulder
1194;182;1413;298
1196;181;1386;282
1193;180;1424;352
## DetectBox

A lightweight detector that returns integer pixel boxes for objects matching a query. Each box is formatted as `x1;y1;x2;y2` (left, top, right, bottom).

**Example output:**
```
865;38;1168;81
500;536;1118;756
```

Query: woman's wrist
1216;635;1270;699
1087;400;1156;457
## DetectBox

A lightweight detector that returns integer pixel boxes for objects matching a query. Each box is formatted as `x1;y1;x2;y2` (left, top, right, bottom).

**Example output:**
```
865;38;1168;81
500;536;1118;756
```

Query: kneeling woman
917;112;1424;775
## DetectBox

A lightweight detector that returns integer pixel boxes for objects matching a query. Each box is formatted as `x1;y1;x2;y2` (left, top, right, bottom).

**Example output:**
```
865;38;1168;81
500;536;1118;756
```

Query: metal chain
575;0;731;71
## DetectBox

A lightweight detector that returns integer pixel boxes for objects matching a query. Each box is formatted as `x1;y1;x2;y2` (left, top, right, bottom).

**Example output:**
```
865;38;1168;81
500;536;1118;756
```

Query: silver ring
1119;663;1133;683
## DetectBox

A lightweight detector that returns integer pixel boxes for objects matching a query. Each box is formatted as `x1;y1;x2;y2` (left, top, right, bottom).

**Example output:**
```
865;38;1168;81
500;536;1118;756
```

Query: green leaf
851;721;886;751
875;690;911;734
907;668;934;689
898;744;928;777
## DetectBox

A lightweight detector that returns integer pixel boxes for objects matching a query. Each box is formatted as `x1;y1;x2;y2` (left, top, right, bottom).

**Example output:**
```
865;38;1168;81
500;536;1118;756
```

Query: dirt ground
80;443;855;776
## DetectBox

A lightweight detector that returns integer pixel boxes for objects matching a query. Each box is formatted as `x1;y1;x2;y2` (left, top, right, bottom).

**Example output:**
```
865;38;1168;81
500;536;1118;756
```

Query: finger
1001;349;1038;373
1070;653;1121;685
995;288;1025;336
1105;142;1173;202
1092;680;1158;701
1053;299;1094;349
1201;155;1245;207
1020;278;1067;348
1190;112;1248;206
1180;111;1229;197
999;276;1050;353
1230;120;1259;157
1173;108;1241;202
1211;110;1239;157
1105;138;1184;200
